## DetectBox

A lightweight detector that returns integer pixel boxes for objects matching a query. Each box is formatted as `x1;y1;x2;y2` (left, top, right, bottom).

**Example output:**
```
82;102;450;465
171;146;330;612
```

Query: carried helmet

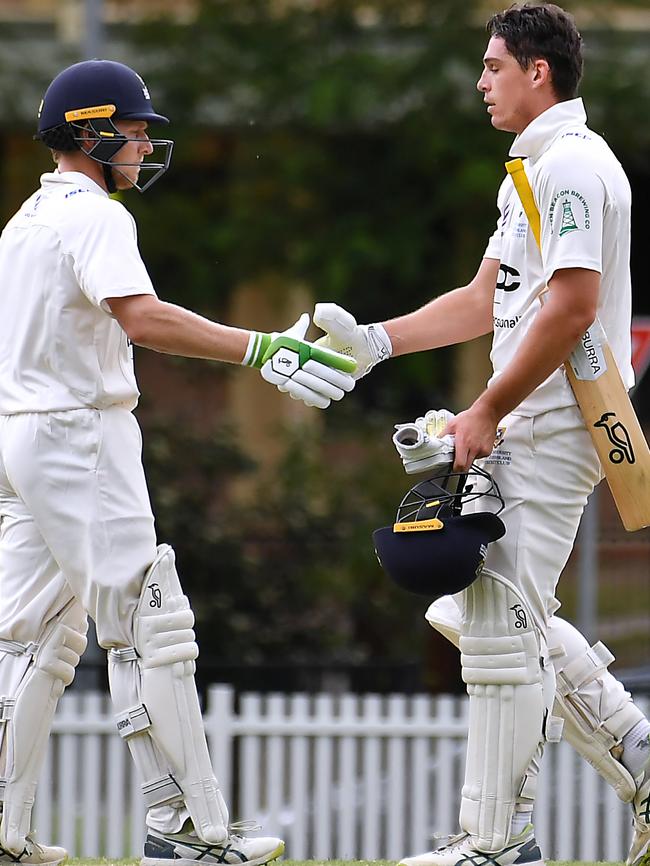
373;464;506;598
36;60;173;193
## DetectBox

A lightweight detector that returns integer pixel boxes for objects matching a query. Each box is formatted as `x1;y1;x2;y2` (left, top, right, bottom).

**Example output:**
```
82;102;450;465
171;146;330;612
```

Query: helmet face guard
36;60;173;193
393;465;504;525
66;110;174;194
373;464;506;598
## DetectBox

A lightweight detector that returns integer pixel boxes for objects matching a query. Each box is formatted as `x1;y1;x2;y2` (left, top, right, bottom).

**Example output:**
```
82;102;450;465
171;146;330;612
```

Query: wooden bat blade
566;347;650;531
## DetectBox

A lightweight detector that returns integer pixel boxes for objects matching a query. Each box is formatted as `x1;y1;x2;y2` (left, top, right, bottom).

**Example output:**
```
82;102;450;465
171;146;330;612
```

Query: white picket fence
32;685;647;861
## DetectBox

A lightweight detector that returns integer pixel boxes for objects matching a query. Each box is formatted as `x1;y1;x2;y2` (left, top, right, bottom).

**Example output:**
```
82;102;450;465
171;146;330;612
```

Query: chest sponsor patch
493;314;522;330
496;263;521;293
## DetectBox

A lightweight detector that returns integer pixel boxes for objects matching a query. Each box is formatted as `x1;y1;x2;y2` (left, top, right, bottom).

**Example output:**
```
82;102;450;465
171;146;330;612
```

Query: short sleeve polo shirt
483;99;634;416
0;171;156;413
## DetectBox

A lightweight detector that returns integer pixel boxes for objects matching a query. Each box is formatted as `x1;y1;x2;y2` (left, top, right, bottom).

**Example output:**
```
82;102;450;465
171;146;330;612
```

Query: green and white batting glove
393;408;456;474
312;303;392;379
243;313;357;409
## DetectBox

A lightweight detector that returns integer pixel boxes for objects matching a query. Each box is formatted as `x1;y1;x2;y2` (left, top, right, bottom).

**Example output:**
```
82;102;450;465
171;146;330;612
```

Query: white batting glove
242;313;357;409
392;408;456;474
313;303;392;379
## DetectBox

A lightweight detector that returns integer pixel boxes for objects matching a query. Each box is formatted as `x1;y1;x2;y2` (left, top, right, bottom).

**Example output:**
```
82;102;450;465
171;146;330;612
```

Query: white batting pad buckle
142;774;184;809
115;703;152;738
556;640;613;695
544;714;564;744
0;699;14;722
109;646;139;663
0;641;38;658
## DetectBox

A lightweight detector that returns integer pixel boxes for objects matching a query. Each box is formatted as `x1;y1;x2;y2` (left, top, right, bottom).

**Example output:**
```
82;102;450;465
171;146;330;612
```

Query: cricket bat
505;158;650;531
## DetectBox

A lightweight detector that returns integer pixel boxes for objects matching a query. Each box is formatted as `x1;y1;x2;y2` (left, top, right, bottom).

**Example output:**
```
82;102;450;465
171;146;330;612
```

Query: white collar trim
40;170;109;197
509;98;587;162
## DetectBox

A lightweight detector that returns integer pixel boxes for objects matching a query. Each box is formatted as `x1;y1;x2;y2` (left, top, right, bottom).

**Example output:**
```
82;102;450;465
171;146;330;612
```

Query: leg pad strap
549;619;642;802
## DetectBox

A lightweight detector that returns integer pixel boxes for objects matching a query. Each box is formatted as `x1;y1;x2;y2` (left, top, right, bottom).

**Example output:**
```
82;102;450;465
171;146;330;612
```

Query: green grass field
65;858;605;866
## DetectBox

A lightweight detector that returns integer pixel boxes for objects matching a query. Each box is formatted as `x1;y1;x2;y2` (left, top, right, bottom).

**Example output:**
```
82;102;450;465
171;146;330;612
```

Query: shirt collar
509;98;587;162
40;170;109;197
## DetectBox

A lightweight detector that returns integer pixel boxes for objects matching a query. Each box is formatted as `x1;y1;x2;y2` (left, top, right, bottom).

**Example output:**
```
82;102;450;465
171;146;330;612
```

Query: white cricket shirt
484;98;634;416
0;171;156;414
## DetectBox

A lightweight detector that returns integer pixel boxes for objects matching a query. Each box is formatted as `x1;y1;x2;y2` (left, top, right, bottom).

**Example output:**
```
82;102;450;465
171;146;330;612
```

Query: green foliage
128;0;502;314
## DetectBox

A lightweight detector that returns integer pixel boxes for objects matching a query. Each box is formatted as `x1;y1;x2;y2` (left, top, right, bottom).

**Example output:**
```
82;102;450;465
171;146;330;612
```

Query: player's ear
531;58;550;88
76;123;96;152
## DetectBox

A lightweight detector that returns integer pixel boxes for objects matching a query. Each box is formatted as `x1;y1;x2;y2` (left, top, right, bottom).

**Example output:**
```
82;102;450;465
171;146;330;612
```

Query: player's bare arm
313;257;498;377
108;293;356;410
384;256;498;355
107;293;251;363
446;266;599;469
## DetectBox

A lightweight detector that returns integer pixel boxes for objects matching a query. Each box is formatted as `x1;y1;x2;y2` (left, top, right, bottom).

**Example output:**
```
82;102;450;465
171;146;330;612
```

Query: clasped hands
252;302;392;409
256;301;498;472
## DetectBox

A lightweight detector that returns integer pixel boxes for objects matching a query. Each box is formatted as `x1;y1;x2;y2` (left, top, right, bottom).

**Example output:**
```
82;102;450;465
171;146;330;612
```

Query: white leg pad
427;601;641;808
549;616;642;802
0;601;87;855
459;570;545;853
427;596;553;815
108;544;229;844
425;596;461;649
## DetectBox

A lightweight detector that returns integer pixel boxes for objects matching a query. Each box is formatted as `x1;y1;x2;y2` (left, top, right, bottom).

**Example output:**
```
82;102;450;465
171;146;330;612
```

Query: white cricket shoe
398;825;544;866
141;822;285;866
0;833;67;866
627;769;650;866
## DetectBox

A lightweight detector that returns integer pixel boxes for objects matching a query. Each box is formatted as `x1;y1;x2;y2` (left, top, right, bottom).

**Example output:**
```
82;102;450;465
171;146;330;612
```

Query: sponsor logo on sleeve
549;189;591;236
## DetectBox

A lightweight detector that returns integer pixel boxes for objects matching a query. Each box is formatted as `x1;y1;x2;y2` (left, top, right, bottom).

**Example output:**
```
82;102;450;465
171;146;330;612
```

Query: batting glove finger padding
265;364;354;408
393;408;456;474
276;379;330;409
256;313;357;409
313;302;392;379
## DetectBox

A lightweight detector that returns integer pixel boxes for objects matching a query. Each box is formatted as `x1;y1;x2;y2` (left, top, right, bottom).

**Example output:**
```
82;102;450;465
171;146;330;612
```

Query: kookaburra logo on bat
593;412;636;465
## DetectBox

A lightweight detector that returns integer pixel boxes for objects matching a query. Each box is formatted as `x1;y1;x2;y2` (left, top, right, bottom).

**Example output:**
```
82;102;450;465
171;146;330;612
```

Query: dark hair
487;3;583;100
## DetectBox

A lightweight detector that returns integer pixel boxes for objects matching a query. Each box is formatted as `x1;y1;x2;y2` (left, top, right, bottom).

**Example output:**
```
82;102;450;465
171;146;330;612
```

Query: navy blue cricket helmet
37;60;173;192
373;464;506;598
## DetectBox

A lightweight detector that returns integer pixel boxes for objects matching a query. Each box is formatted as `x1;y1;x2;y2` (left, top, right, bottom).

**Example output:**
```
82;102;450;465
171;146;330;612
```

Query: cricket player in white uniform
313;5;650;865
0;60;357;866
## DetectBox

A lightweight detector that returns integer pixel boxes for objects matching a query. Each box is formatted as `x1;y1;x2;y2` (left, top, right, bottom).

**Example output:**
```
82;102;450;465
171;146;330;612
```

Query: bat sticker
593;412;636;465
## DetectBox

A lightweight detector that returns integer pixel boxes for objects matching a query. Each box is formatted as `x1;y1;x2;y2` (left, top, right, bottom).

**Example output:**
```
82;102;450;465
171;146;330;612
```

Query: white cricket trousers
476;405;602;632
0;407;157;649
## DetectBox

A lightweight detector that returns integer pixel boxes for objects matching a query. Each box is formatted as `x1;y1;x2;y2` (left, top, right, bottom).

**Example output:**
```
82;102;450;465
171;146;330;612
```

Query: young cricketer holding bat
314;4;650;865
0;60;355;866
